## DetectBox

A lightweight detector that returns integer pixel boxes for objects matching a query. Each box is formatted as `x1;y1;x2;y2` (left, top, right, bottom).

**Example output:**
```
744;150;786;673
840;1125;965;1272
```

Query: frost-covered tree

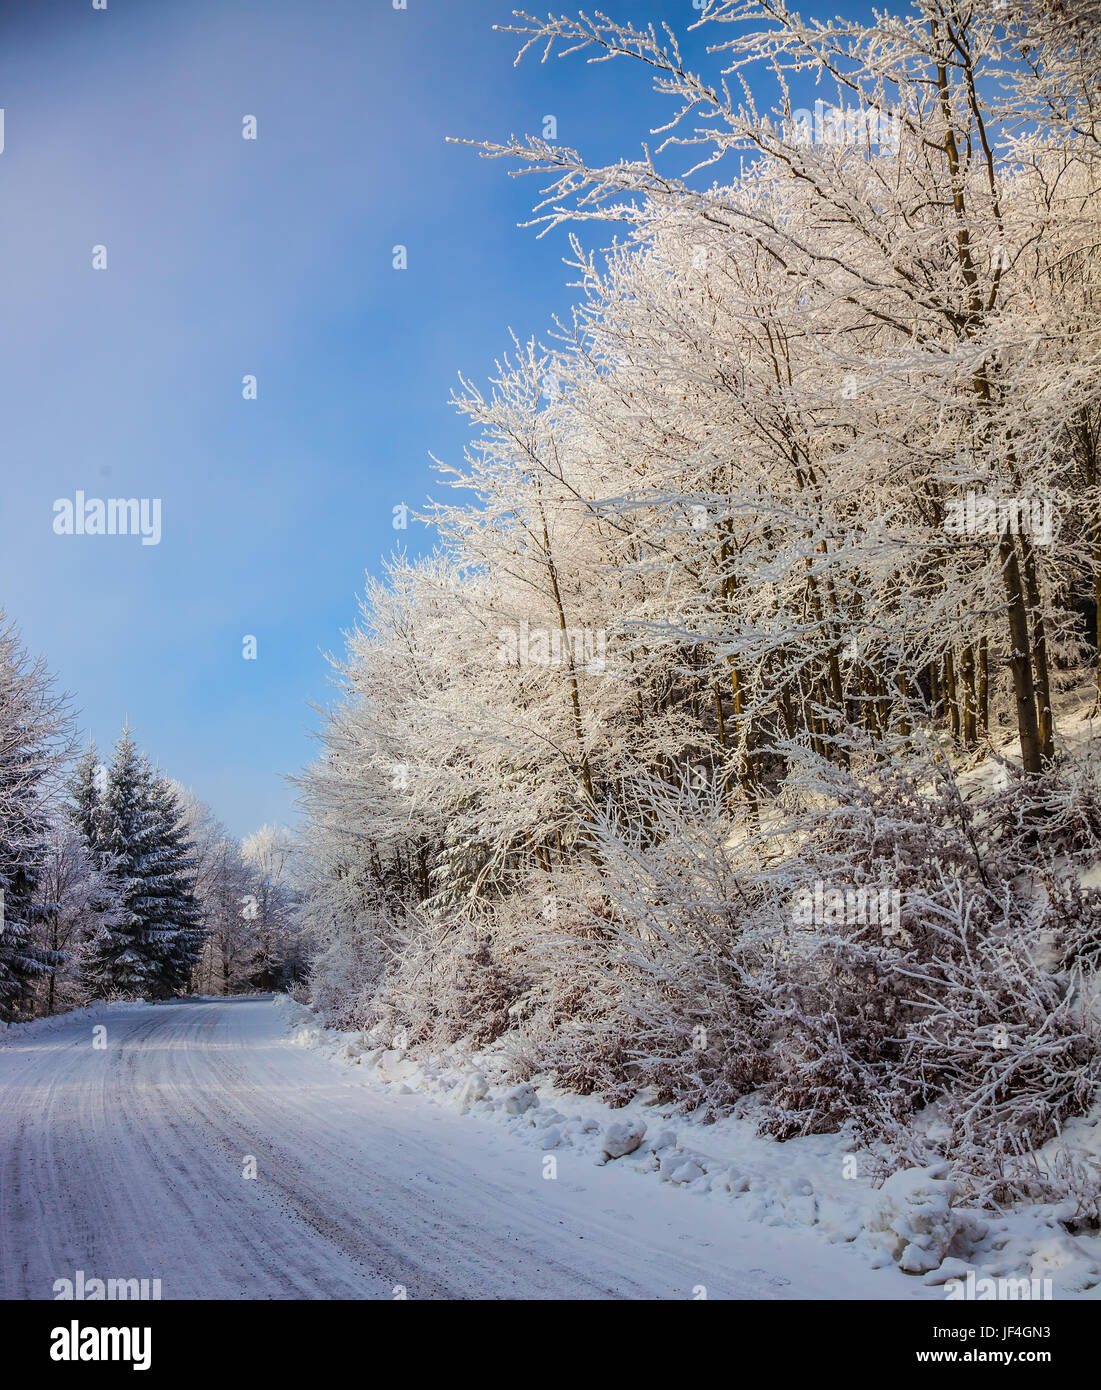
29;817;123;1017
180;792;258;995
78;729;202;1000
469;0;1101;773
0;612;72;1021
144;774;204;995
178;800;303;995
70;742;107;853
240;823;303;991
296;0;1101;1206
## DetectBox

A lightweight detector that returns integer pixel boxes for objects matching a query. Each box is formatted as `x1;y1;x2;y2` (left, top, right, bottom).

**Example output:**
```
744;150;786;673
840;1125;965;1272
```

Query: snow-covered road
0;997;897;1300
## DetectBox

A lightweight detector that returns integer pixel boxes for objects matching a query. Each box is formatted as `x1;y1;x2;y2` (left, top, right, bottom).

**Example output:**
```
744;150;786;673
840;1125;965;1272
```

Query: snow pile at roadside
0;995;241;1045
276;994;1101;1297
0;999;151;1042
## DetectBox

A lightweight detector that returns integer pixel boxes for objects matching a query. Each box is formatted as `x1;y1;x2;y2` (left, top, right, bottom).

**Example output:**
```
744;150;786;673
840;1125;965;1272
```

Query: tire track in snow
0;997;883;1300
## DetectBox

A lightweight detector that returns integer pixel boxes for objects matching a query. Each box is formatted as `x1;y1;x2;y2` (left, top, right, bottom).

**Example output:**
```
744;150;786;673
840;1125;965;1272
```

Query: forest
0;612;304;1020
293;0;1101;1212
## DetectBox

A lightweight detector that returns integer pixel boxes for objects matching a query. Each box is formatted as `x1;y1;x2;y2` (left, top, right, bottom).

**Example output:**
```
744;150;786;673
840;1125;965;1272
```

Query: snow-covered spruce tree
144;774;204;996
70;741;107;852
79;729;202;1001
0;612;72;1021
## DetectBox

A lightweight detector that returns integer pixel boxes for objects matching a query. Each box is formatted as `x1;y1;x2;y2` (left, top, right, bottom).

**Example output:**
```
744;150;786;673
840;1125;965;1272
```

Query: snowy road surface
1;997;899;1300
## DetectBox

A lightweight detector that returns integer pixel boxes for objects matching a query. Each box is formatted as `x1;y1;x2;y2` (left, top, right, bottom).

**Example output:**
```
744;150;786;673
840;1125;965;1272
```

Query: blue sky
0;0;880;838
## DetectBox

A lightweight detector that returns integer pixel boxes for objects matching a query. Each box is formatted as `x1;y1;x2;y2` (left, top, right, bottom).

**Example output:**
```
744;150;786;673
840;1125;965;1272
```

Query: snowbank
275;994;1101;1297
0;999;152;1042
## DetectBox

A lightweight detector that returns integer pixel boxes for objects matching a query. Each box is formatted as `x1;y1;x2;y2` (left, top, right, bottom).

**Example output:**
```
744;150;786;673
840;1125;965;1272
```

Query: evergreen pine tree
70;742;107;854
79;729;202;999
0;613;69;1021
80;729;156;997
143;773;204;996
56;742;125;1008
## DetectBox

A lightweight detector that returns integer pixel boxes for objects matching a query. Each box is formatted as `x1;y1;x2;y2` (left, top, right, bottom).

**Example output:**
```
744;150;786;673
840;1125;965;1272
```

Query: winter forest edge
6;0;1101;1282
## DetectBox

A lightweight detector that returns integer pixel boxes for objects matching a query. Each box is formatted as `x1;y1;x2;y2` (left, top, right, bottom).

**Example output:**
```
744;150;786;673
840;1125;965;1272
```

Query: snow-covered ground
0;995;936;1301
278;997;1101;1300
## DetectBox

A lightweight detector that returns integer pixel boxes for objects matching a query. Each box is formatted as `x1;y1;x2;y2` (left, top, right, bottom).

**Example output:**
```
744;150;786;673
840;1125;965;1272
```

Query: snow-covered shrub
306;913;391;1030
1018;1146;1101;1231
982;754;1101;863
364;912;527;1052
760;749;1101;1203
900;888;1101;1201
1048;874;1101;974
505;884;638;1100
760;752;1009;1139
509;779;773;1112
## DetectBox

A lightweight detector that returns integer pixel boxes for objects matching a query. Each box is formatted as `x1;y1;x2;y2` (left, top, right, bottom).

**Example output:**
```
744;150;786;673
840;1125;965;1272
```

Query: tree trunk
1000;532;1044;774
